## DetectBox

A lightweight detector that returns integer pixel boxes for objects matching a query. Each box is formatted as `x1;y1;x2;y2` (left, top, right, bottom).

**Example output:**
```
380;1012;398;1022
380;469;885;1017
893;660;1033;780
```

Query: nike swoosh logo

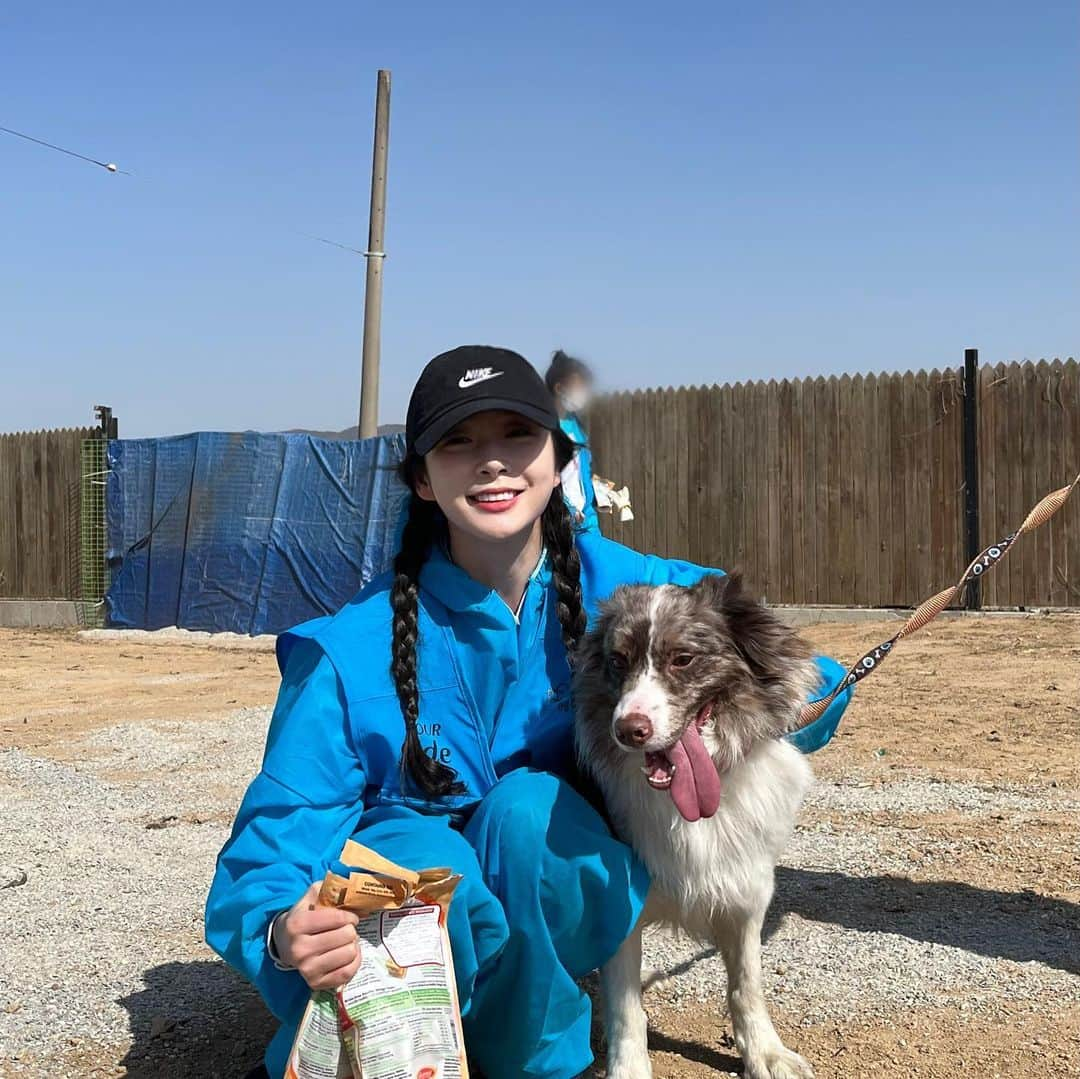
458;371;504;389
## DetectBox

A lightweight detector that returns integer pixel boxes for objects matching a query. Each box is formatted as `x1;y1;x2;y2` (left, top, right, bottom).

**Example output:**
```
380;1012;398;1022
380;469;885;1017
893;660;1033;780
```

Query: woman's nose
478;460;507;479
476;448;508;477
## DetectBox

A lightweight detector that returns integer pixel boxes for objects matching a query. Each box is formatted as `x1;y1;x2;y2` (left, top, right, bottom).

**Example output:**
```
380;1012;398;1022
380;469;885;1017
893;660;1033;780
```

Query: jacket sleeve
576;533;854;749
786;655;852;754
204;639;366;1022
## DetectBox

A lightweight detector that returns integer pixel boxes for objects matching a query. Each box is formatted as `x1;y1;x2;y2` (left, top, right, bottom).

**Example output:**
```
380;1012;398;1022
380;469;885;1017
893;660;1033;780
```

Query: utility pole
358;69;391;439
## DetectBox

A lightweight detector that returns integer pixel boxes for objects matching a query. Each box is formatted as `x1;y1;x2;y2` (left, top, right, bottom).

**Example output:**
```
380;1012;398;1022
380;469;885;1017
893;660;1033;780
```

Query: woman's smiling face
416;410;560;544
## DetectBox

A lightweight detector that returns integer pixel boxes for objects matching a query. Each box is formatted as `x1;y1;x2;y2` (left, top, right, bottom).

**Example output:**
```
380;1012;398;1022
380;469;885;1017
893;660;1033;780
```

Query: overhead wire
2;122;364;257
0;123;128;174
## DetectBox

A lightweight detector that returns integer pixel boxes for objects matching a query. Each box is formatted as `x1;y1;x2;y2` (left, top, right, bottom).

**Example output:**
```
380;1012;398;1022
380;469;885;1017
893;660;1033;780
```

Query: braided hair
390;430;586;799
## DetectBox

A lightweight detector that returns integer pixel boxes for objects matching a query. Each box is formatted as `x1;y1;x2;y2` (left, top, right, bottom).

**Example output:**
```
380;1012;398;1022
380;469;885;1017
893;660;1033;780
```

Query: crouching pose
205;346;851;1079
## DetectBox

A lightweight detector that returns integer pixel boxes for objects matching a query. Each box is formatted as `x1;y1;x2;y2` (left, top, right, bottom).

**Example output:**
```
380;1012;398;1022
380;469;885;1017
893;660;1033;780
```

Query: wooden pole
358;69;391;439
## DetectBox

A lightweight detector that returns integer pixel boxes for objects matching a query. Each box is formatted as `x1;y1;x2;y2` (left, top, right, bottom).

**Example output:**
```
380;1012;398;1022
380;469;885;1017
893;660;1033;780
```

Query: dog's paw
745;1046;814;1079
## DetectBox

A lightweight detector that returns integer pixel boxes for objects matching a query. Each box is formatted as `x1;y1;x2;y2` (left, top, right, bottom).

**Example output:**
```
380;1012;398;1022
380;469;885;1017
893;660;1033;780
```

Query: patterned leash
795;469;1080;730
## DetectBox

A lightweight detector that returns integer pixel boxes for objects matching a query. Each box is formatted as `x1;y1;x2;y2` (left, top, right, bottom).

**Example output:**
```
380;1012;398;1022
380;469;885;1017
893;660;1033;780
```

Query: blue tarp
106;432;409;635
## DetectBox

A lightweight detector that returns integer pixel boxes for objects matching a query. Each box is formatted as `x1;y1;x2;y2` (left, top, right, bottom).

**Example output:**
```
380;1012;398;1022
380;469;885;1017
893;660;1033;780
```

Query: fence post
94;404;117;439
962;349;981;610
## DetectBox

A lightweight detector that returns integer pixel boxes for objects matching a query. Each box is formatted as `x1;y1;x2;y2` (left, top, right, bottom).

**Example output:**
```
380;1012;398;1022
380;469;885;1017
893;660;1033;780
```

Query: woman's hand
273;882;362;990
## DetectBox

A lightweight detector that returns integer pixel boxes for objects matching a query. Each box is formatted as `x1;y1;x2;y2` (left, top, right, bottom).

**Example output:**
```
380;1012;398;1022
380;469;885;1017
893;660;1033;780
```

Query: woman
205;346;851;1079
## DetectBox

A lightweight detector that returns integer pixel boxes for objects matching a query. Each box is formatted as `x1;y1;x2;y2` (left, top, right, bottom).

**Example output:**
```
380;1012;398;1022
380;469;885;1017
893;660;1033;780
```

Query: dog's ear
570;615;619;723
572;624;606;677
696;572;806;683
691;570;734;608
572;601;617;681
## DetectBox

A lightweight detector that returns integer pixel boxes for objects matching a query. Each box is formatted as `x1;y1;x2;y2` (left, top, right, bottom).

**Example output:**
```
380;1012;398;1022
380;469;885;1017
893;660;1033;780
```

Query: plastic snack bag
286;841;469;1079
286;989;355;1079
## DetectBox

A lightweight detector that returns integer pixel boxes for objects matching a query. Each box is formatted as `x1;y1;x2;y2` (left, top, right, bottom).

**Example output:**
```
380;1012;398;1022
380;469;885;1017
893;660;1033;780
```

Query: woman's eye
509;426;538;439
670;653;696;669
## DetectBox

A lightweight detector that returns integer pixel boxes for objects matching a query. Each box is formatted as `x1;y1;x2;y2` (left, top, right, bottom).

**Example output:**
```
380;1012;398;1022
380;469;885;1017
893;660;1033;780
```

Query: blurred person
545;349;599;531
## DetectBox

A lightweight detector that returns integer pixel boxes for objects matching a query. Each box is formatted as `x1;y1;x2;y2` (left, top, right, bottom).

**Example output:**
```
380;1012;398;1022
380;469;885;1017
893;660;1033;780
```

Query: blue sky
3;2;1077;438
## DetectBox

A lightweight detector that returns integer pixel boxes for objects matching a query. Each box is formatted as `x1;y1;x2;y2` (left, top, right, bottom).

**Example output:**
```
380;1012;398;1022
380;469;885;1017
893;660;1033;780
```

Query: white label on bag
340;904;463;1079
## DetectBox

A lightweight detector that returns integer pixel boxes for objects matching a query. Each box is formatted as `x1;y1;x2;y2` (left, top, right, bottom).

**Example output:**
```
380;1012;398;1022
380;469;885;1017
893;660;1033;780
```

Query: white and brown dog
574;573;818;1079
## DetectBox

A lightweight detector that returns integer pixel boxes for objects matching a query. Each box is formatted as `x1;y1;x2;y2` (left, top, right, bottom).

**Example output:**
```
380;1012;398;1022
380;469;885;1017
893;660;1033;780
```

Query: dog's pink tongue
668;723;723;822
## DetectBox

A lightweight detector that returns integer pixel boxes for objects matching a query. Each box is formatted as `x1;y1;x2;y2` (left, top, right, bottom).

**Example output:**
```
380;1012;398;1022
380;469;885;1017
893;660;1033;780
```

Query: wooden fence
0;427;97;599
590;358;1079;608
3;364;1076;611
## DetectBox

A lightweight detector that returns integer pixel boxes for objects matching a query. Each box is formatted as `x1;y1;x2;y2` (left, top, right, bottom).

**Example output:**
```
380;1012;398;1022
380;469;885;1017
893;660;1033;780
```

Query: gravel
805;775;1080;816
1;707;1077;1075
0;708;270;1076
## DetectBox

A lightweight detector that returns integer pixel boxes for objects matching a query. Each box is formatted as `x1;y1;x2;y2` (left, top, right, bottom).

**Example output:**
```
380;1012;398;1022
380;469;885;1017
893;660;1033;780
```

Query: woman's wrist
266;909;295;971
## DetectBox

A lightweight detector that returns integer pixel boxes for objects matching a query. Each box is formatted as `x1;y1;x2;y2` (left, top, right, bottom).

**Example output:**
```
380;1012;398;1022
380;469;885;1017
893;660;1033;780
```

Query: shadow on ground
118;960;274;1078
772;868;1080;975
116;961;741;1079
588;1033;742;1077
646;1028;742;1071
643;869;1079;1005
117;872;1077;1077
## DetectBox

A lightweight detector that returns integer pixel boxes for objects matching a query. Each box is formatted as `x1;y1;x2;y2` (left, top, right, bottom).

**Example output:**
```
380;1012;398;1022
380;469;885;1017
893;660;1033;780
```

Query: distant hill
286;424;405;440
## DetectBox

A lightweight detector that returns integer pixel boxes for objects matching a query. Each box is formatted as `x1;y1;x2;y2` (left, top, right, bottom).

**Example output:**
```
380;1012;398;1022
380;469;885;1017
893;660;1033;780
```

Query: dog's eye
608;652;629;674
670;653;696;670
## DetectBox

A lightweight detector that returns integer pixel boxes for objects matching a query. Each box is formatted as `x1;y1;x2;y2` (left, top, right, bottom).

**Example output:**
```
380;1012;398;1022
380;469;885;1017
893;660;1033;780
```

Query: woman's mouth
467;488;523;513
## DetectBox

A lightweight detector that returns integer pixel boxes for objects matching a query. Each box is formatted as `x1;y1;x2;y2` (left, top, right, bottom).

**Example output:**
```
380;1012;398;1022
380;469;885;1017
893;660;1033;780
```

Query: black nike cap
405;346;560;457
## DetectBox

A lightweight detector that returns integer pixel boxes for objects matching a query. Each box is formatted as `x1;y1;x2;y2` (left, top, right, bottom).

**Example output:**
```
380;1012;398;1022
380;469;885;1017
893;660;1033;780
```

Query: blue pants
337;771;647;1079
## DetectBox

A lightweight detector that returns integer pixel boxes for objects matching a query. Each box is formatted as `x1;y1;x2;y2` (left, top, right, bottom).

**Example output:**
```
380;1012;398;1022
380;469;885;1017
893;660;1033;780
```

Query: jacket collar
420;542;550;623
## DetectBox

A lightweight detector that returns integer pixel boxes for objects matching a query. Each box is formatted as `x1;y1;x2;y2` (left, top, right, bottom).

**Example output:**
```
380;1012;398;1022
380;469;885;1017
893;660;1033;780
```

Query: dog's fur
573;573;818;1079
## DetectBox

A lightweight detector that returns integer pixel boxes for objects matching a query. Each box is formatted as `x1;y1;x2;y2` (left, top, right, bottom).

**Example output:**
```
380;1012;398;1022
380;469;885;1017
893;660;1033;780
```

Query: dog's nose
616;713;653;747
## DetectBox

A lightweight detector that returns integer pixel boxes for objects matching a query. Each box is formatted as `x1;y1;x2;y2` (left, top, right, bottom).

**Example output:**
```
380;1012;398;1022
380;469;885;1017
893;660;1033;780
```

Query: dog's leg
600;919;652;1079
714;908;813;1079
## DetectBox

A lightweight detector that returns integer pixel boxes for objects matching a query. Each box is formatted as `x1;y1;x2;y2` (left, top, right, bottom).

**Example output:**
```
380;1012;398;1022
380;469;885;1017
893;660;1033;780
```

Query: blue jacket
205;531;850;1025
560;414;600;532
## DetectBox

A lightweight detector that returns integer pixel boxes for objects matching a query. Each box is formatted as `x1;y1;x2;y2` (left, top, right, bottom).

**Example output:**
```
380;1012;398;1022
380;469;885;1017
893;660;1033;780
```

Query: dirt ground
1;631;276;758
1;613;1078;1077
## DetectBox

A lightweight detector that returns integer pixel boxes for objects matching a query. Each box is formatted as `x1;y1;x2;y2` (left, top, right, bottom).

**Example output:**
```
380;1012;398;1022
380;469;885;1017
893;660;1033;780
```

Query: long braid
543;434;587;661
390;487;466;798
542;439;604;818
